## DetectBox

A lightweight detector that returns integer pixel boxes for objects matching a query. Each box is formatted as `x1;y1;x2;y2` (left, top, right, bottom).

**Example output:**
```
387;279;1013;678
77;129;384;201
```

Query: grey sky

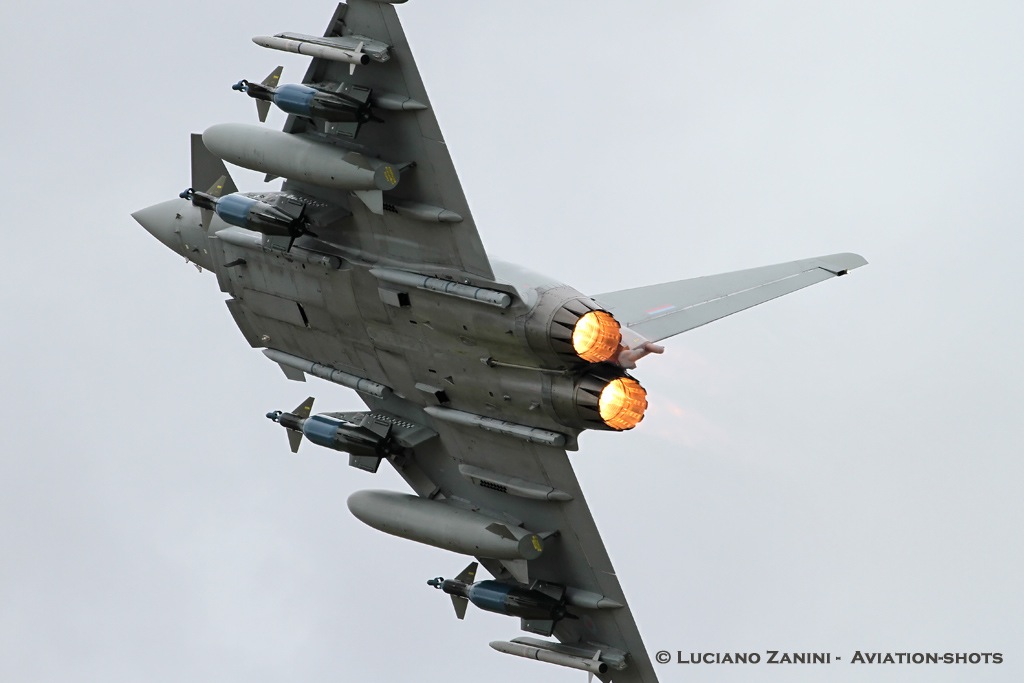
1;1;1021;682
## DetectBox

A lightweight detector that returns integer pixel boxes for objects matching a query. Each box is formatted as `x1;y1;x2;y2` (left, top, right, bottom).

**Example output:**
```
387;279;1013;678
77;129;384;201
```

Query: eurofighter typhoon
133;2;866;681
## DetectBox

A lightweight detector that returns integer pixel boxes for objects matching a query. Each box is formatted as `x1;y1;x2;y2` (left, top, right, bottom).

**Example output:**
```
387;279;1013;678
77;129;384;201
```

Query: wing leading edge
276;1;496;281
398;418;660;683
593;252;867;342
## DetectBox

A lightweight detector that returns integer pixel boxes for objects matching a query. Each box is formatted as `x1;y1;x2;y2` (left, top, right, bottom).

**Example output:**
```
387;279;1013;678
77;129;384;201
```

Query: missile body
489;640;609;676
202;123;399;192
180;188;306;239
234;79;374;124
428;571;568;622
253;34;371;68
347;490;544;561
263;350;389;398
266;404;396;458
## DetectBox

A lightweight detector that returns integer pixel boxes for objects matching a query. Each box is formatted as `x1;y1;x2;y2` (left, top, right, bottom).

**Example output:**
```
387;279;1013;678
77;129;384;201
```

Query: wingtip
818;252;868;275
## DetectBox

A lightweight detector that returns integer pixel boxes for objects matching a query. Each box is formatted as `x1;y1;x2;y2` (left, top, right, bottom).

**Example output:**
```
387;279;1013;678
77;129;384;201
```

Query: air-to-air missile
489;639;612;677
252;32;392;75
179;176;309;244
233;66;380;135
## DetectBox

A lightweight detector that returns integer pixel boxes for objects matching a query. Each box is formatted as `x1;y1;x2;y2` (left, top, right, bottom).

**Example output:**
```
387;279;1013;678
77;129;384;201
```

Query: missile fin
205;175;229;198
349;41;364;75
520;618;556;637
261;65;283;87
275;363;306;382
287;429;303;454
450;594;469;620
292;396;315;416
199;176;227;231
587;649;603;683
502;559;529;584
256;100;271;123
360;416;392;439
454;562;478;584
353;190;384;215
485;523;516;541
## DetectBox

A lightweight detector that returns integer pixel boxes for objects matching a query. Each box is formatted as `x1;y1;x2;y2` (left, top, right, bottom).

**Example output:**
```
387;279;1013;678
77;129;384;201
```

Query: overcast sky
1;2;1021;682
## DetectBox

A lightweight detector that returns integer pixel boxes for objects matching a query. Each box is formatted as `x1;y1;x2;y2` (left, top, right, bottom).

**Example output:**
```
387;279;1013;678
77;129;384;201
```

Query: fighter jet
132;2;866;681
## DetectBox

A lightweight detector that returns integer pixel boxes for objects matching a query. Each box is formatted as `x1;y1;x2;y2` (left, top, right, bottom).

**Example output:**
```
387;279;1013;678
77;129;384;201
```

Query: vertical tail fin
190;134;237;196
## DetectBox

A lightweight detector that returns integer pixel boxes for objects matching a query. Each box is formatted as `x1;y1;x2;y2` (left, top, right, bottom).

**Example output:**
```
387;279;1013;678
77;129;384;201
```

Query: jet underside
132;2;866;681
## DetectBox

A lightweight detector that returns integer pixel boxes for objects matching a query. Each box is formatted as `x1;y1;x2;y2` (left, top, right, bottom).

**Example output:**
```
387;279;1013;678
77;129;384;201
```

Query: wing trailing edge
593;252;867;343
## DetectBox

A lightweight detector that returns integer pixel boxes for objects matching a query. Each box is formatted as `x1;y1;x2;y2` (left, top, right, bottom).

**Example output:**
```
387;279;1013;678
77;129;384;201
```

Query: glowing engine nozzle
572;310;622;364
534;298;624;366
556;371;649;431
598;377;648;430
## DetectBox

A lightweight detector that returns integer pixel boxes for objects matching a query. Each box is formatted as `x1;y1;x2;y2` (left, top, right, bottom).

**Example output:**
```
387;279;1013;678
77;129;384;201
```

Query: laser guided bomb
233;66;380;137
266;397;435;473
180;176;311;247
428;562;575;636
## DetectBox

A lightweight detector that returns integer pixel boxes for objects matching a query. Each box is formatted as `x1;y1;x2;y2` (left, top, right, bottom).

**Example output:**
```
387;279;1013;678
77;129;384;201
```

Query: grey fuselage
132;199;646;443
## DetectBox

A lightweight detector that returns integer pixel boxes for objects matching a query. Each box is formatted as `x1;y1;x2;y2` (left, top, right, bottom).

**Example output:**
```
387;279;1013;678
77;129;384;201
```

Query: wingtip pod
817;252;868;275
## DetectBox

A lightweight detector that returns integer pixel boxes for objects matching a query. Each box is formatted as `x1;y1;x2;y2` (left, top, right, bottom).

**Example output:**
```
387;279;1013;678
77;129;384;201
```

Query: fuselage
133;198;652;440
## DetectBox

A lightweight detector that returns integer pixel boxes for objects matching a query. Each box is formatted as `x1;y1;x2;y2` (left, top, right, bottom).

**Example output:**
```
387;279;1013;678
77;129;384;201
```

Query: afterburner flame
598;377;648;430
572;311;621;363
